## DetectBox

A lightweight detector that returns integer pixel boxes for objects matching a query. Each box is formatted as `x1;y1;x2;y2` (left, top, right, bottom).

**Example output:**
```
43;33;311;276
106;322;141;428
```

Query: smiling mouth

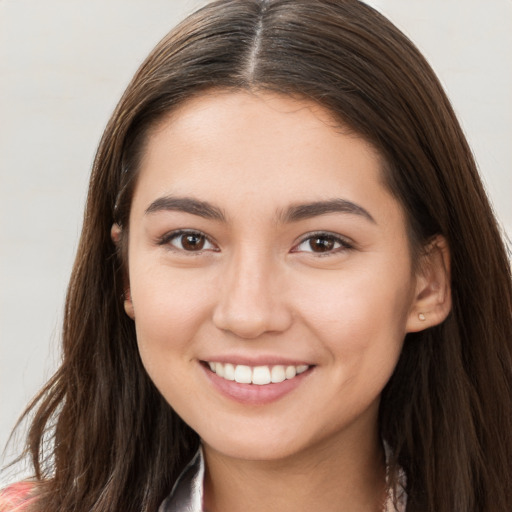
205;362;310;385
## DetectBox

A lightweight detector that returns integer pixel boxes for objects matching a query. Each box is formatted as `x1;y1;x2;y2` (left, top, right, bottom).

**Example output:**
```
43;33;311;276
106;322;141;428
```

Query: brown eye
162;230;216;252
180;233;206;251
294;233;352;254
308;236;336;252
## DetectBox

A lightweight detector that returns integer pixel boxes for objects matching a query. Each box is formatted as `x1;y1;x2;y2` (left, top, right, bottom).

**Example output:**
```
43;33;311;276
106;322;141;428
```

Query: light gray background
1;0;511;484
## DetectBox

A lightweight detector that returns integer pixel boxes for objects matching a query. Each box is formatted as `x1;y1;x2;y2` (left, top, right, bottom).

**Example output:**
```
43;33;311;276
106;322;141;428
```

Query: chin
205;439;300;462
198;423;321;463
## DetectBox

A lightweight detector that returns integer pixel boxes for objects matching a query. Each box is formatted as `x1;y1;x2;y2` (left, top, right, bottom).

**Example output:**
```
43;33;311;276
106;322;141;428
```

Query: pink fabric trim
0;482;38;512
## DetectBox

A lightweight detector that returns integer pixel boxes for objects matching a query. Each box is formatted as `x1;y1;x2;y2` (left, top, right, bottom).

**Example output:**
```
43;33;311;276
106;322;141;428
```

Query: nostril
212;299;293;339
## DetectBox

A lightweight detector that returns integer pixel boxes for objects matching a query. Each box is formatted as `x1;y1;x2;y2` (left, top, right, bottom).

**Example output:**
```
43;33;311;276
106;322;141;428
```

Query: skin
115;90;451;511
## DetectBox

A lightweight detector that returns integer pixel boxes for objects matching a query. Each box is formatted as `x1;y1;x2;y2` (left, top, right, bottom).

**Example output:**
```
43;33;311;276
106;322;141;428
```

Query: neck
202;428;387;512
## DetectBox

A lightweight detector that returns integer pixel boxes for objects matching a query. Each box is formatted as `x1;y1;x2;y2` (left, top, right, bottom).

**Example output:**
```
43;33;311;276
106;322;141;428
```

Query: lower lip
202;364;313;405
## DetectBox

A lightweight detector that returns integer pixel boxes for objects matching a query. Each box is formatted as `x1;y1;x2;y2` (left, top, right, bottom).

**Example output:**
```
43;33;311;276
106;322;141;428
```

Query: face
123;91;424;462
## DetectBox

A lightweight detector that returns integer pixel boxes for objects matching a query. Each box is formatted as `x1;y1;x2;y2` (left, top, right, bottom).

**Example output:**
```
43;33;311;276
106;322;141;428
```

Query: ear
122;289;135;320
111;222;122;245
111;223;135;320
406;235;451;333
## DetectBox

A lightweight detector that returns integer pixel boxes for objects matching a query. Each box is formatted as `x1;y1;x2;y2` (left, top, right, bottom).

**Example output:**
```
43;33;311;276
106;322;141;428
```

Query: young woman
2;1;511;511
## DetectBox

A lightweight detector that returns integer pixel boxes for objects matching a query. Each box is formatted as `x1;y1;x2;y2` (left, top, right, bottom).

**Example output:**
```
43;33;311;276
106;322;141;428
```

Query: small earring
418;312;426;321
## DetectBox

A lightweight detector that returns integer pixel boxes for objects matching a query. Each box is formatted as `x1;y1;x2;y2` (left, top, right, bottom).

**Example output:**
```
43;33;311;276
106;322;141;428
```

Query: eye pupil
182;234;205;251
310;236;335;252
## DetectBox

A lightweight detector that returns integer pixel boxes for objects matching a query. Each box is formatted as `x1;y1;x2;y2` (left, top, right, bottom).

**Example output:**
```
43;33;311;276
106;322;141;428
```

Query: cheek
131;285;210;410
293;264;413;362
129;265;212;371
298;262;412;315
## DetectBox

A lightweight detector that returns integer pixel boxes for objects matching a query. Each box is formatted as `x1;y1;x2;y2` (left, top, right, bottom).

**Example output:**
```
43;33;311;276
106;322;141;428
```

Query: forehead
131;90;401;225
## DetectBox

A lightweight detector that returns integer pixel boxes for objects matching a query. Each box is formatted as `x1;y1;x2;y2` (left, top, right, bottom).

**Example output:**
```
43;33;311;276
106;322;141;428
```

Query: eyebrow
145;196;226;221
145;195;375;224
281;199;376;224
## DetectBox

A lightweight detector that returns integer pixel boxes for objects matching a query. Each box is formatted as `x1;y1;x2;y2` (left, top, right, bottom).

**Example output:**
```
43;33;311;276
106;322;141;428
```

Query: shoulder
0;482;38;512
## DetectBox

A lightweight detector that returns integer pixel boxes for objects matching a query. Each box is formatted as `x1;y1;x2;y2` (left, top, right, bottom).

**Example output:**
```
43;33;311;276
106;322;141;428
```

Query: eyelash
157;230;354;256
157;229;218;254
292;231;354;255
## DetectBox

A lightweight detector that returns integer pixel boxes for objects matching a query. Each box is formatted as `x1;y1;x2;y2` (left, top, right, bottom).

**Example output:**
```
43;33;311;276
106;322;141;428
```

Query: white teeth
208;362;310;385
252;366;271;385
216;362;225;378
271;365;286;383
223;363;234;381
296;364;308;374
285;365;296;379
234;365;252;384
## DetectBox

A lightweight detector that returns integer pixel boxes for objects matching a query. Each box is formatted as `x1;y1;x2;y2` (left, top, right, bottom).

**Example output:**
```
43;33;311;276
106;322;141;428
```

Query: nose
212;251;293;339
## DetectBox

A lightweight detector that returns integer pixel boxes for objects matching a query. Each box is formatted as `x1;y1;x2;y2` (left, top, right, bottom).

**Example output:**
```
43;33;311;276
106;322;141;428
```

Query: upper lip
200;355;314;367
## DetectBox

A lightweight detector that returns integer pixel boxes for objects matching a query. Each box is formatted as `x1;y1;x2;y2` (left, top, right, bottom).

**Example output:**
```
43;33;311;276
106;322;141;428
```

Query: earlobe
123;289;135;320
406;235;452;333
111;223;122;245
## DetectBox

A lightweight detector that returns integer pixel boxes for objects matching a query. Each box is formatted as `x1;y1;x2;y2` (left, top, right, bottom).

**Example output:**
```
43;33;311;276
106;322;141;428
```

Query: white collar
158;444;407;512
158;447;204;512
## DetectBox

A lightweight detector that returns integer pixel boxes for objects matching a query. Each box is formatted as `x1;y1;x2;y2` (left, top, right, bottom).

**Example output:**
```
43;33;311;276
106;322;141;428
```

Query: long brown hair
13;1;512;511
